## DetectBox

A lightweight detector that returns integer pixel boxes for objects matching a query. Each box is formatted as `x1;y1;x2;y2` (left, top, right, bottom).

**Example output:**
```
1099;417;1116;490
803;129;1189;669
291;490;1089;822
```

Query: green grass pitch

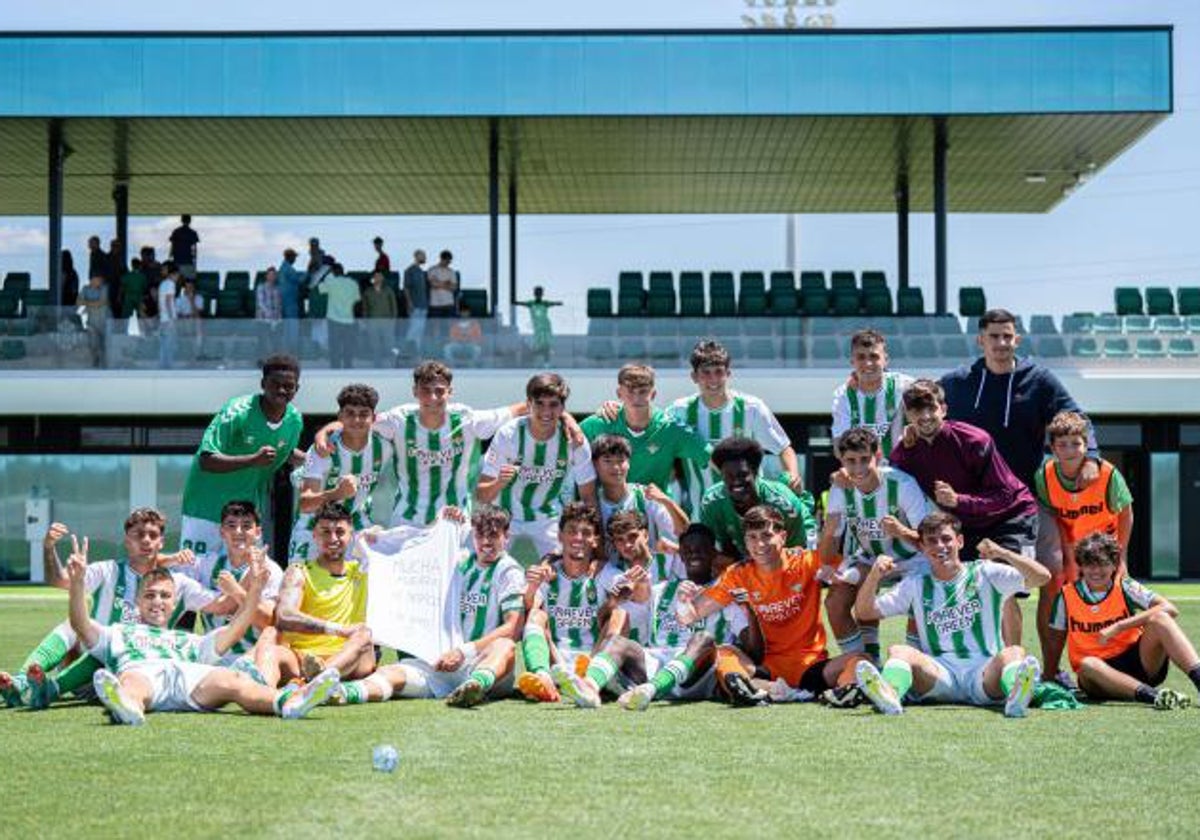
3;585;1200;838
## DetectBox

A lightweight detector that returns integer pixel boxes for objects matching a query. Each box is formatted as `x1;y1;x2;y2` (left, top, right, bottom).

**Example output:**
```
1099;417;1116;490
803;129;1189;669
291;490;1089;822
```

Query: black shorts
1103;642;1168;687
961;511;1039;562
757;658;833;694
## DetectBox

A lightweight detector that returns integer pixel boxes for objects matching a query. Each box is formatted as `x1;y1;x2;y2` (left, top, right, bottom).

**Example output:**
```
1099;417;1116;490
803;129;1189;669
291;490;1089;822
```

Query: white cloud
0;224;48;255
129;216;305;264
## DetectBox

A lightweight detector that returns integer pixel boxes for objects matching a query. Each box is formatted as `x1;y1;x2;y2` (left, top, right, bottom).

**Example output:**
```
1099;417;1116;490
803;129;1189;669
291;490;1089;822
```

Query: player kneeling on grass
333;504;527;708
518;502;625;703
275;503;375;683
1049;532;1200;710
676;505;867;706
61;537;335;725
853;512;1049;717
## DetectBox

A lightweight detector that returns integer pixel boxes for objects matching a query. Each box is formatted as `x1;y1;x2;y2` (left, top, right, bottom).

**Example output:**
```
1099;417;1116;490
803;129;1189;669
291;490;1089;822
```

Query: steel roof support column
895;172;909;290
508;158;518;330
933;116;948;315
113;181;129;276
488;118;499;318
48;120;65;306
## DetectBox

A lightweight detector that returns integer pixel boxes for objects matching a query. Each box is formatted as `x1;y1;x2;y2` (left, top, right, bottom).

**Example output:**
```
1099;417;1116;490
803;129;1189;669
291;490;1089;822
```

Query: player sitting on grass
1049;532;1200;710
2;508;227;710
853;512;1049;718
517;502;624;703
275;503;375;682
478;373;597;565
591;433;688;570
607;524;764;711
290;384;394;561
819;427;927;662
62;538;336;725
699;437;817;567
330;504;527;708
676;505;866;706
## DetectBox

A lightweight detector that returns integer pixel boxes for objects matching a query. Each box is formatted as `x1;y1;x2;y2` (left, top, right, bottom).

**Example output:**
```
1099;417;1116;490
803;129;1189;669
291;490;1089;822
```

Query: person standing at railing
77;274;109;368
426;250;459;319
278;248;306;356
317;261;361;370
61;249;79;309
361;270;398;368
169;214;200;280
157;265;180;369
176;275;206;361
402;249;428;356
255;266;284;359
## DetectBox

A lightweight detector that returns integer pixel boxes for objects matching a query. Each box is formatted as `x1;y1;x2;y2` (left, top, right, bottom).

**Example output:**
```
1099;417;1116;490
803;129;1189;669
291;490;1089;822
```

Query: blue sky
0;0;1195;333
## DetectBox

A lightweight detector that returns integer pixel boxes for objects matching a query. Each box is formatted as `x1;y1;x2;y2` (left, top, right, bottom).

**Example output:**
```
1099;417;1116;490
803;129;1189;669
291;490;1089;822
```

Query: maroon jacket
889;419;1037;531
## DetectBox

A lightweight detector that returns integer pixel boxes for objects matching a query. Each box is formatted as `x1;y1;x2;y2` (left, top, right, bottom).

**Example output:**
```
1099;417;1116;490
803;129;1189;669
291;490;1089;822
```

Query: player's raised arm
214;558;268;656
853;555;895;623
66;537;100;650
41;522;72;590
976;539;1051;589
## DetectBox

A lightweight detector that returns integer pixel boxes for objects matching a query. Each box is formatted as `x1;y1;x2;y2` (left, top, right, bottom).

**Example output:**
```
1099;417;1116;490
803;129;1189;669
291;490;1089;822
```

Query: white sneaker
620;683;656;711
1004;656;1040;719
93;669;145;726
281;668;340;720
855;660;903;716
551;664;600;709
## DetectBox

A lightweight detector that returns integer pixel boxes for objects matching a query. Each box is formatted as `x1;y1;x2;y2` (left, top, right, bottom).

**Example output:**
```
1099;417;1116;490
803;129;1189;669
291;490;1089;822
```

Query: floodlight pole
933;116;948;315
48;120;65;306
895;173;909;290
488;118;500;318
508;165;518;329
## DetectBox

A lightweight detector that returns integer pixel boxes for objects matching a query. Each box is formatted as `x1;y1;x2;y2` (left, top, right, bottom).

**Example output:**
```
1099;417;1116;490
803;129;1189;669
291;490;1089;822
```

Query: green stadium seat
1061;314;1093;334
769;271;795;293
830;289;860;316
348;271;371;289
618;271;644;296
1168;337;1198;357
0;338;26;360
939;336;972;360
862;288;893;316
679;272;704;314
1144;287;1175;316
1092;314;1122;334
1187;315;1200;333
679;295;705;316
958;286;986;318
901;318;933;336
648;271;675;300
648;336;679;360
860;271;887;291
742;319;774;338
587;319;615;338
3;272;32;295
1070;337;1100;358
739;272;766;312
908;336;938;360
768;288;799;317
224;271;251;293
587;288;613;318
1029;314;1058;335
617;337;648;361
810;336;843;361
646;292;675;317
897;287;924;316
1123;315;1153;334
1154;315;1185;334
799;271;826;291
746;338;776;363
830;272;856;293
1178;287;1200;316
617;319;646;338
800;288;829;316
1113;287;1143;316
618;292;645;317
1103;337;1133;358
709;294;736;317
0;289;20;318
1136;337;1166;358
1033;336;1067;359
195;271;220;299
739;292;767;317
216;289;248;318
461;289;488;317
785;336;807;364
587;338;616;362
709;272;735;316
886;337;907;361
931;316;962;336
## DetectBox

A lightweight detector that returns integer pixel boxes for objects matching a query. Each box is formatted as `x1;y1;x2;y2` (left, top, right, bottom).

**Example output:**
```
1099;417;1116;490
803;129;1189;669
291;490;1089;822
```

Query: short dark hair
679;522;716;546
917;511;962;540
849;329;887;352
977;308;1017;331
591;434;632;463
220;500;260;525
313;501;353;526
181;214;191;224
337;383;379;411
559;501;600;533
413;360;453;387
527;372;569;404
373;236;384;245
1076;532;1120;567
1047;410;1089;445
137;568;175;593
440;250;453;261
470;503;511;534
711;436;763;471
741;504;784;534
690;339;731;372
607;509;647;538
262;354;301;379
835;427;879;457
125;507;166;533
903;378;945;413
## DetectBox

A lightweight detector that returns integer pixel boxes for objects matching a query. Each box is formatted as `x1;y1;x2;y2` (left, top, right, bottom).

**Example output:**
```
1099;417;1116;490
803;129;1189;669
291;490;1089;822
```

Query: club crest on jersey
790;583;804;593
647;444;659;455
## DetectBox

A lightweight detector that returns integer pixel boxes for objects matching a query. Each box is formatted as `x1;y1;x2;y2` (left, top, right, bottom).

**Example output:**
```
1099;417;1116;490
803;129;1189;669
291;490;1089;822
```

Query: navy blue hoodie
939;357;1097;492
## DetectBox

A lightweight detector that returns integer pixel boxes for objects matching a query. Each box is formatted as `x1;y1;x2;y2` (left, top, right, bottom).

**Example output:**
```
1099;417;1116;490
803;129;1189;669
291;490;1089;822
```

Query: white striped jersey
831;371;915;463
482;417;596;522
650;579;746;650
87;622;223;673
456;552;526;641
87;560;217;628
376;403;511;527
666;390;791;516
193;552;284;655
597;483;678;565
875;561;1027;661
826;466;928;563
595;554;685;643
294;430;394;535
536;561;619;651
